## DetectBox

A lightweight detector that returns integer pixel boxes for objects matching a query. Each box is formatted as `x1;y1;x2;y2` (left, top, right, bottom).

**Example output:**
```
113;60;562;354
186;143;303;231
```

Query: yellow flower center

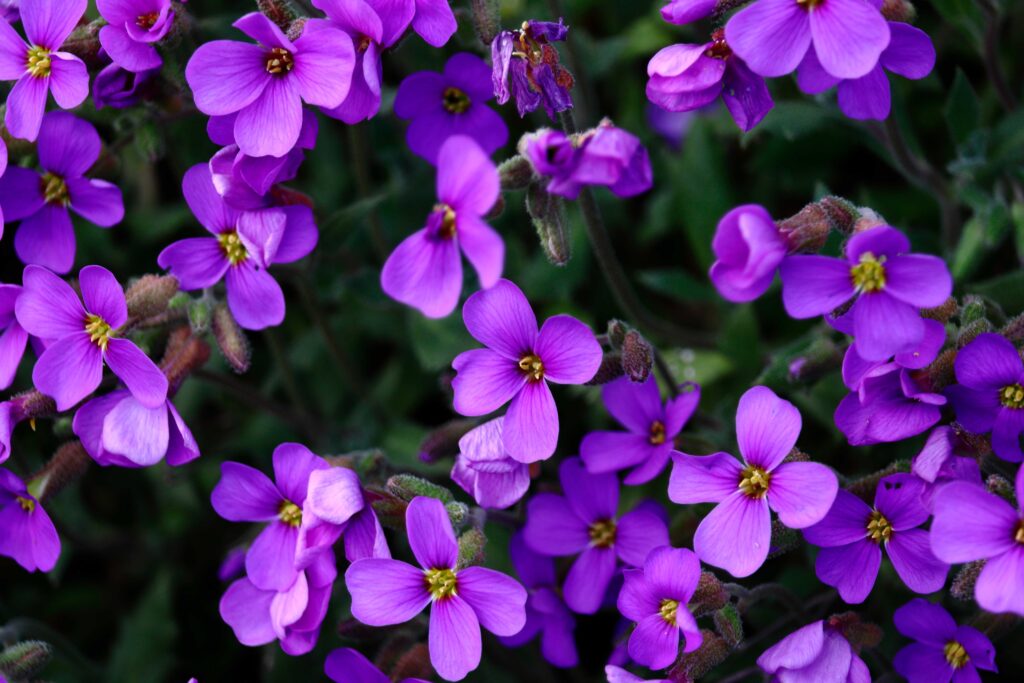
1000;384;1024;409
137;12;159;29
519;354;544;381
738;465;771;499
41;172;70;206
26;45;51;78
1014;521;1024;545
649;420;666;445
265;47;294;75
850;252;887;293
16;496;35;513
588;519;617;548
797;0;824;7
218;230;249;265
84;314;112;351
442;86;471;114
356;35;372;53
659;598;679;625
435;203;457;239
424;567;458;600
278;500;302;527
867;510;892;543
943;641;970;669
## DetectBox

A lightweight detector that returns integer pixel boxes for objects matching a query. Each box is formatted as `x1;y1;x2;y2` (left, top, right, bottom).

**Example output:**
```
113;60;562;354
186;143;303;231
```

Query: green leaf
407;311;474;371
945;70;980;147
670;119;733;270
661;348;733;387
636;269;716;302
106;574;176;683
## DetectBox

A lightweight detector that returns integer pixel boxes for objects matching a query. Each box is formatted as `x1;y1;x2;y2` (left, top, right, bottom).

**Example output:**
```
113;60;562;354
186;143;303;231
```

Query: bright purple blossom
930;467;1024;616
451;417;530;510
381;135;502;319
605;667;670;683
346;497;527;682
157;164;318;330
395;52;508;165
708;204;787;302
523;457;670;614
804;474;948;603
581;376;699;485
0;1;18;23
97;0;174;73
725;0;890;80
757;619;871;683
669;386;838;577
661;0;715;25
185;12;354;157
325;648;430;683
945;333;1024;462
0;468;59;572
451;279;602;462
409;0;456;47
892;598;997;683
15;265;168;412
0;284;27;390
617;546;702;670
0;0;89;141
911;427;983;512
492;20;574;119
301;464;390;564
780;225;952;361
0;112;125;273
92;60;158;109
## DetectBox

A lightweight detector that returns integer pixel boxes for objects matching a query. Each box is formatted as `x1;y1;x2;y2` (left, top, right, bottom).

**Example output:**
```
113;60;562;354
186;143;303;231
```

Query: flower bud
1002;312;1024;343
691;571;728;616
470;0;501;46
621;330;653;382
526;181;571;266
985;473;1015;505
500;155;537;191
922;297;958;323
418;418;477;463
950;560;984;601
787;337;842;383
713;604;744;648
446;501;469;529
258;0;298;30
371;491;409;530
957;318;994;348
0;640;53;680
457;528;487;568
59;20;103;67
606;320;628;348
768;518;800;558
668;630;729;682
485;194;505;220
211;304;251;373
927;347;958;390
585;351;624;385
881;0;916;22
286;17;308;42
778;202;831;253
126;274;180;321
188;297;212;333
161;327;211;393
386;474;454;503
850;207;887;233
828;612;882;651
29;440;91;502
958;295;987;326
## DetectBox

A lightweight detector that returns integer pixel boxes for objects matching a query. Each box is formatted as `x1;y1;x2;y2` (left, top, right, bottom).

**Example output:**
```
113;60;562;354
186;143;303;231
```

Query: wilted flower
757;619;871;682
491;19;574;119
97;0;175;72
0;468;59;572
892;598;997;682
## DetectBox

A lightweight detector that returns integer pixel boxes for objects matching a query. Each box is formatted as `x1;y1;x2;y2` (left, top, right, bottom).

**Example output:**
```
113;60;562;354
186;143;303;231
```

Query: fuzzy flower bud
985;473;1016;505
0;640;53;680
125;274;180;321
621;330;653;382
585;351;625;385
456;527;487;568
29;440;91;502
498;155;536;190
470;0;501;46
211;304;251;373
526;181;571;265
881;0;916;22
950;560;985;601
418;418;478;463
713;604;744;648
59;20;103;67
386;474;455;503
669;630;729;682
691;571;729;616
957;318;994;348
827;612;883;651
160;327;211;393
958;295;988;326
257;0;298;30
1001;311;1024;343
922;297;958;323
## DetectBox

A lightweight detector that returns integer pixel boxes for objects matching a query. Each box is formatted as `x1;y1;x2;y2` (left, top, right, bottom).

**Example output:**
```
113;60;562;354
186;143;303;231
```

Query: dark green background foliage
1;0;1022;681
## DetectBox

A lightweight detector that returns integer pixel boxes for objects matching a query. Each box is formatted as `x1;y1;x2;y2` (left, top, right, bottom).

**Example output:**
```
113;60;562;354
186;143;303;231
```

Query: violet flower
725;0;890;80
669;386;838;577
15;265;168;412
451;417;530;510
708;204;787;303
892;598;997;682
185;12;354;157
930;466;1024;616
0;283;28;390
661;0;715;25
409;0;456;47
394;52;509;165
0;112;125;273
779;225;952;361
451;279;602;462
581;376;699;485
945;332;1024;462
97;0;174;73
911;427;982;512
0;468;59;572
492;19;574;119
325;648;430;683
92;60;158;109
0;0;18;23
523;457;670;614
0;0;89;141
381;135;502;319
804;474;948;604
646;103;698;150
157;164;318;330
605;667;670;683
757;619;871;682
345;496;527;682
301;464;391;564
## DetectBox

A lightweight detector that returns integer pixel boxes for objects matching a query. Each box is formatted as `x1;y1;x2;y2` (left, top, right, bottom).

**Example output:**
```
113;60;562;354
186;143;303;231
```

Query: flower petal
15;264;86;338
32;332;102;411
668;451;743;504
211;461;281;521
560;456;618;523
887;528;948;594
5;73;48;141
694;491;770;577
460;279;537;358
219;578;275;646
779;255;854;318
380;227;463;319
345;558;430;625
930;482;1017;563
14;204;76;273
428;596;482;681
157;238;229;290
954;333;1023;390
802;489;873;547
104;337;168;408
522;493;590;556
234;77;302;158
736;385;802;470
767;461;838;529
615;507;670;568
79;265;127;326
975;547;1024;616
809;0;889;79
563;547;617;614
185;40;268;116
815;540;881;603
245;521;300;591
724;0;811;77
456;213;504;290
457;566;527;636
437;135;499;216
852;292;924;361
628;613;680;670
502;379;559;463
225;263;285;330
535;314;602;385
23;0;86;47
411;0;457;47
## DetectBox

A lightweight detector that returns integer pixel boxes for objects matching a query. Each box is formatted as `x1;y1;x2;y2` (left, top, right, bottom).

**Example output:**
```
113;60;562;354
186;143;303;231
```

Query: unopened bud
606;320;628;348
959;295;987;326
779;202;831;253
713;604;743;648
880;0;916;22
469;0;501;45
527;182;571;266
446;501;469;529
30;440;91;502
788;338;842;383
126;274;180;321
485;194;505;220
585;351;624;385
950;560;985;601
957;319;994;348
498;155;536;190
691;571;728;616
621;330;653;382
59;20;103;66
950;422;992;458
985;474;1015;505
850;207;887;233
668;630;729;682
258;0;298;30
457;528;487;568
371;491;409;530
188;297;212;333
1002;312;1024;343
211;304;251;373
286;17;308;42
927;347;958;390
386;474;455;503
0;640;53;679
922;297;958;323
768;518;800;559
828;612;882;651
418;418;477;463
160;327;211;393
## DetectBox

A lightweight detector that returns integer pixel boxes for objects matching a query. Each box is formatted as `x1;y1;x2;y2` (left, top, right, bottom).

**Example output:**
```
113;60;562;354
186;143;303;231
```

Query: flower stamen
442;86;471;114
588;519;617;548
518;354;544;381
866;510;892;543
434;204;457;239
851;252;887;293
218;230;249;265
278;500;302;527
137;13;159;29
649;420;666;445
658;598;679;625
943;641;970;669
739;465;771;499
15;496;35;513
41;172;70;206
1000;384;1024;409
424;567;458;600
84;314;112;351
265;47;294;75
26;46;51;78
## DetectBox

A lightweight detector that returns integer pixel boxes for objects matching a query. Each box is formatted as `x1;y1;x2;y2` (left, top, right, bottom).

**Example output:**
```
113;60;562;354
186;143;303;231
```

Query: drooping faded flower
892;598;997;683
0;468;59;572
325;648;430;683
757;619;871;682
451;417;530;510
97;0;175;73
491;19;574;119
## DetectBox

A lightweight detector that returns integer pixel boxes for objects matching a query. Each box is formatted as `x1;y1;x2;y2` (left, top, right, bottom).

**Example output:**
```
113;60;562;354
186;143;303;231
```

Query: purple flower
708;204;787;303
157;164;318;330
394;52;509;165
218;547;246;582
451;279;602;462
0;112;125;273
646;30;773;132
345;496;527;682
725;0;889;80
409;0;456;47
302;464;391;564
779;225;952;361
499;532;578;668
325;648;430;683
669;386;838;577
0;283;28;390
892;598;997;682
381;135;502;319
930;467;1024;616
0;1;18;23
491;20;574;119
757;619;871;683
92;60;158;109
185;12;354;157
15;265;167;412
97;0;174;73
945;333;1024;462
911;427;983;512
797;22;935;120
220;549;336;655
0;0;89;140
581;376;699;485
661;0;715;25
804;474;948;603
646;103;698;150
617;546;702;670
451;417;530;510
523;457;670;614
0;468;59;572
605;667;670;683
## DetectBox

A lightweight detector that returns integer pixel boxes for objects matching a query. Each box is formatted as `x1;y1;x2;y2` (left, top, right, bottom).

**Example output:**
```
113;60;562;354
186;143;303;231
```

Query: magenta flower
945;333;1024;462
779;225;952;361
381;135;502;319
911;427;982;512
661;0;715;25
409;0;456;47
523;457;670;614
930;467;1024;616
451;279;602;462
346;496;527;682
892;598;997;683
617;546;702;670
92;61;158;109
451;417;530;510
581;376;699;485
492;20;574;119
0;468;59;572
97;0;174;73
325;648;430;683
302;464;390;564
725;0;889;80
395;52;508;165
0;0;89;141
15;265;167;412
669;386;838;577
757;619;871;682
185;12;354;157
708;204;787;303
605;667;670;683
804;474;948;603
0;112;125;273
157;164;318;330
0;284;28;390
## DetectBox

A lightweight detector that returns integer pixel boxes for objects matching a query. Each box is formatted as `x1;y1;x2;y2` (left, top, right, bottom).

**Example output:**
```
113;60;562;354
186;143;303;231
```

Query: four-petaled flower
0;468;59;572
757;618;871;682
892;598;997;683
97;0;175;73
